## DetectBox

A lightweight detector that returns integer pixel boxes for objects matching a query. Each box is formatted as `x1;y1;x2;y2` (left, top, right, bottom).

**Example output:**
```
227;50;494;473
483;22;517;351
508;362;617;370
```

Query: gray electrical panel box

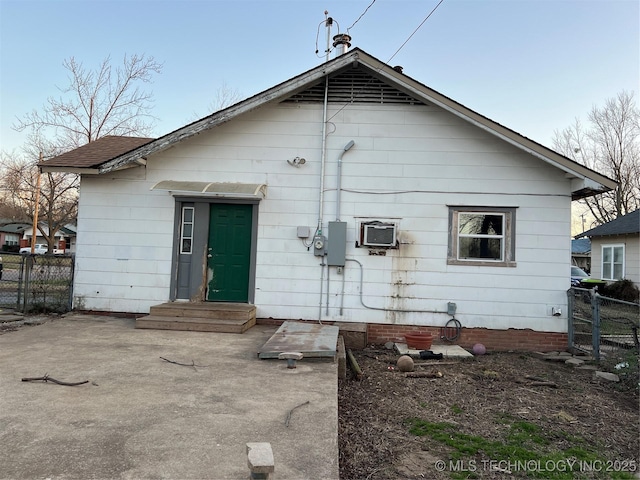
328;221;347;266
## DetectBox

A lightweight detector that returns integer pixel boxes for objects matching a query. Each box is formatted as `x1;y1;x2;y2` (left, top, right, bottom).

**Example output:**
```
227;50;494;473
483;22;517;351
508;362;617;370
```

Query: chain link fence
0;252;74;314
568;287;639;390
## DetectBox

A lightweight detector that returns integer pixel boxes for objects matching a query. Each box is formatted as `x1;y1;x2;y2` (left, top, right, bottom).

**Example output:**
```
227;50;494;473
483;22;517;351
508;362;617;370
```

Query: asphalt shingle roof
578;210;639;238
38;136;154;168
571;238;591;254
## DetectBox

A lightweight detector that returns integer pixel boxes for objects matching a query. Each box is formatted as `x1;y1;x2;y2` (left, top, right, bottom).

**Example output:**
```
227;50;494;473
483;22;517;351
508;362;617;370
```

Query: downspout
336;140;355;221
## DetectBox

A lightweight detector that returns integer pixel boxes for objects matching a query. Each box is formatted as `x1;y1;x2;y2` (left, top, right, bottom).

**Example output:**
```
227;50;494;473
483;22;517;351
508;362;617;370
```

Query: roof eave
93;48;617;192
358;55;618;193
98;52;361;174
40;166;100;175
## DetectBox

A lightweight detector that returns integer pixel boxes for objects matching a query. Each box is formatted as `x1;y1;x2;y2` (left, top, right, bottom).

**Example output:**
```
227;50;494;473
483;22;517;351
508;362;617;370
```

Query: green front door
206;204;253;302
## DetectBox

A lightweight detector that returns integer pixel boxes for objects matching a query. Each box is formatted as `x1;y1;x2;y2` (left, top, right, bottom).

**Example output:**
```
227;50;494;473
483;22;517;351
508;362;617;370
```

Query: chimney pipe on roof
332;33;352;56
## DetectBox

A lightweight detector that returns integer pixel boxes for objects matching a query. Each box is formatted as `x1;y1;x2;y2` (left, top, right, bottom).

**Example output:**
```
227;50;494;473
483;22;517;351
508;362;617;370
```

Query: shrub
600;279;640;303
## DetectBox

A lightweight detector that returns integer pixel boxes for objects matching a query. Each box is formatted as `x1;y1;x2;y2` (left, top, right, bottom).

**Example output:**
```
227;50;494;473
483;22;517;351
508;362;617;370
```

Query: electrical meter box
328;221;347;266
313;235;326;256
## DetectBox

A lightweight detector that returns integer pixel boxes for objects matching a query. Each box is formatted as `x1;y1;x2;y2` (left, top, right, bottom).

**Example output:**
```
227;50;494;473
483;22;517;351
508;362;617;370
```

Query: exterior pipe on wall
326;266;331;315
317;74;330;322
345;258;449;314
336;140;355;221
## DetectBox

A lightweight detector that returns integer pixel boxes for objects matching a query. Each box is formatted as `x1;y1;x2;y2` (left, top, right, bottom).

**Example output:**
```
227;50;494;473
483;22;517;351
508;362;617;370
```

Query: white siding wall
74;102;573;332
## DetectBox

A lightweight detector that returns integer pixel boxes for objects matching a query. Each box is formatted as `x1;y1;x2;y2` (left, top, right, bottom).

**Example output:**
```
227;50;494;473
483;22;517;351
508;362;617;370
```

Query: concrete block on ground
247;442;275;478
565;358;585;366
394;343;473;358
594;371;620;382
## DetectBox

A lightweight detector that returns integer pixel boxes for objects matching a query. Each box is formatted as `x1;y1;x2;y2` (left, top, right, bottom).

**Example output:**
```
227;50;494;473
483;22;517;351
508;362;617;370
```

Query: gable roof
39;48;616;199
0;222;30;234
577;210;640;238
39;136;154;172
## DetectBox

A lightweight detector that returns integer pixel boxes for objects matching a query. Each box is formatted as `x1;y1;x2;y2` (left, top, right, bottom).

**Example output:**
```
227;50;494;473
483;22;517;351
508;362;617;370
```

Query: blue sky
1;0;638;155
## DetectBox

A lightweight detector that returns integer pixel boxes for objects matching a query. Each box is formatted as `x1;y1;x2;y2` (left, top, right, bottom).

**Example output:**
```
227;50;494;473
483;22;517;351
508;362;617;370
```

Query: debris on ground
339;347;639;480
21;374;89;386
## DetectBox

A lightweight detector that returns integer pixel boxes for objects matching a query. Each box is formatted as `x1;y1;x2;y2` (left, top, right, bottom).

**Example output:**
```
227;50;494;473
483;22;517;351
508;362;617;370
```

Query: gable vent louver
283;66;425;105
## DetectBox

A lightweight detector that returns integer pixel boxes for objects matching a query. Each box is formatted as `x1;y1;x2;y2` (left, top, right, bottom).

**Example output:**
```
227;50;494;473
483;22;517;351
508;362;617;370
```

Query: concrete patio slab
0;314;339;480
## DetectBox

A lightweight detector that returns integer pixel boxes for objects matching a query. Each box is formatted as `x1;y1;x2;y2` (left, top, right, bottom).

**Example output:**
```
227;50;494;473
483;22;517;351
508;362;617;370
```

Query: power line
347;0;376;34
326;0;446;122
387;0;445;64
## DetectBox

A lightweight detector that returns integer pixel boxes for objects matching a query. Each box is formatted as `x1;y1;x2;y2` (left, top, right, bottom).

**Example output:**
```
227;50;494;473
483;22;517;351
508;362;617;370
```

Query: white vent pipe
332;33;352;56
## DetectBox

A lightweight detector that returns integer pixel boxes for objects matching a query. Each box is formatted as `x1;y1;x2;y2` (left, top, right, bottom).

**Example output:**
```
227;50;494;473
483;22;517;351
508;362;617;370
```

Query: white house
40;49;615;350
20;224;77;253
577;210;639;288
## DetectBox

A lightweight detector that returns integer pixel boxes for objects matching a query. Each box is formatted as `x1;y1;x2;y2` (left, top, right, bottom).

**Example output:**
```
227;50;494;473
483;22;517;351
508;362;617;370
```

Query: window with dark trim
448;206;516;267
180;206;194;254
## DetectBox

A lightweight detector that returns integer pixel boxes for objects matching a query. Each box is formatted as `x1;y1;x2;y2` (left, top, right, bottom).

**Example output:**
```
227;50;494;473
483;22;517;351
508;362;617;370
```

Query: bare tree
5;54;162;251
208;81;243;112
554;91;640;225
14;54;162;150
190;82;244;121
1;148;78;252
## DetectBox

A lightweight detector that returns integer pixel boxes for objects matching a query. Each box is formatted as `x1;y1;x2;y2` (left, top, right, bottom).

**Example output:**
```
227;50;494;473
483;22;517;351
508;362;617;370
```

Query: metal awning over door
151;181;267;198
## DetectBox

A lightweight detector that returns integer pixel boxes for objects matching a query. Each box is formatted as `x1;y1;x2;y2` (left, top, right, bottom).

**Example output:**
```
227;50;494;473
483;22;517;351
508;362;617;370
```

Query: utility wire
347;0;376;34
315;16;341;58
387;0;445;64
327;0;446;122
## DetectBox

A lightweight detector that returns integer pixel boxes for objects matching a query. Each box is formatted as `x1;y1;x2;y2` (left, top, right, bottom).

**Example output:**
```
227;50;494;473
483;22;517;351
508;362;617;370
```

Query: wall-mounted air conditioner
362;222;397;248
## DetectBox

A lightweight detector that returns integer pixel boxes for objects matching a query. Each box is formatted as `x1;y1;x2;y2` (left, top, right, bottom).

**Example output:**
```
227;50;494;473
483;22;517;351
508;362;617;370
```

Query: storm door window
448;207;516;267
602;245;624;280
180;207;195;254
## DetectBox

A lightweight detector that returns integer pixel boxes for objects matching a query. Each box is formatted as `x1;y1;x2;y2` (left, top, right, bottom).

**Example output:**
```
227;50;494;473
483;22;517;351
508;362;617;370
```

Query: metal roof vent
332;33;352;56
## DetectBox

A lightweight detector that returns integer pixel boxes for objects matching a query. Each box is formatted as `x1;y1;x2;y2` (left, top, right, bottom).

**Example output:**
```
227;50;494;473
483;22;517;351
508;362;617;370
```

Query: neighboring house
577;210;639;288
0;222;30;252
20;224;76;253
571;238;591;272
40;48;616;350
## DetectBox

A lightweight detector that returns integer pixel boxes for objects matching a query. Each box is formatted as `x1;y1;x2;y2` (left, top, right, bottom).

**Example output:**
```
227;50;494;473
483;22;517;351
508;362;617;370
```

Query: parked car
571;265;606;288
19;244;64;255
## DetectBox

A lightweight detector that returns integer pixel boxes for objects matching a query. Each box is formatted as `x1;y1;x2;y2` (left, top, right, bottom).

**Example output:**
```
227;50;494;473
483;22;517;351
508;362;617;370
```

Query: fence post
591;291;600;361
16;255;24;311
22;255;33;314
67;255;75;311
567;288;575;349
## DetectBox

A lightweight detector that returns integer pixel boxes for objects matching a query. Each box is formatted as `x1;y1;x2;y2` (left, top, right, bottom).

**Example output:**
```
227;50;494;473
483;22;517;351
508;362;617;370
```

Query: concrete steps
135;302;256;333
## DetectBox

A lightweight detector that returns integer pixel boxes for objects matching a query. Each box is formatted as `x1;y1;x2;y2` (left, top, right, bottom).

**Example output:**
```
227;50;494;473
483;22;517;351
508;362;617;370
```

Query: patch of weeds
451;404;463;415
407;418;636;479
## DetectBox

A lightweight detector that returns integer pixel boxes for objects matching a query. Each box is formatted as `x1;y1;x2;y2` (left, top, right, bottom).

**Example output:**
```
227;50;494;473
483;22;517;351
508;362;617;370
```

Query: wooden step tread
136;315;255;334
149;303;256;320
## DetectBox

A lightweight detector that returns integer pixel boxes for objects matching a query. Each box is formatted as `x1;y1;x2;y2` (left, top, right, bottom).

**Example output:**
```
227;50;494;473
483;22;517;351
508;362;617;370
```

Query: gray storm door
206;203;253;302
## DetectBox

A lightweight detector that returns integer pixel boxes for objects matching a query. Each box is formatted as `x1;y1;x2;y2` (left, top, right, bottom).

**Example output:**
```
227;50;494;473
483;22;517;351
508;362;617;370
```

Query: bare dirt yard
338;347;639;480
